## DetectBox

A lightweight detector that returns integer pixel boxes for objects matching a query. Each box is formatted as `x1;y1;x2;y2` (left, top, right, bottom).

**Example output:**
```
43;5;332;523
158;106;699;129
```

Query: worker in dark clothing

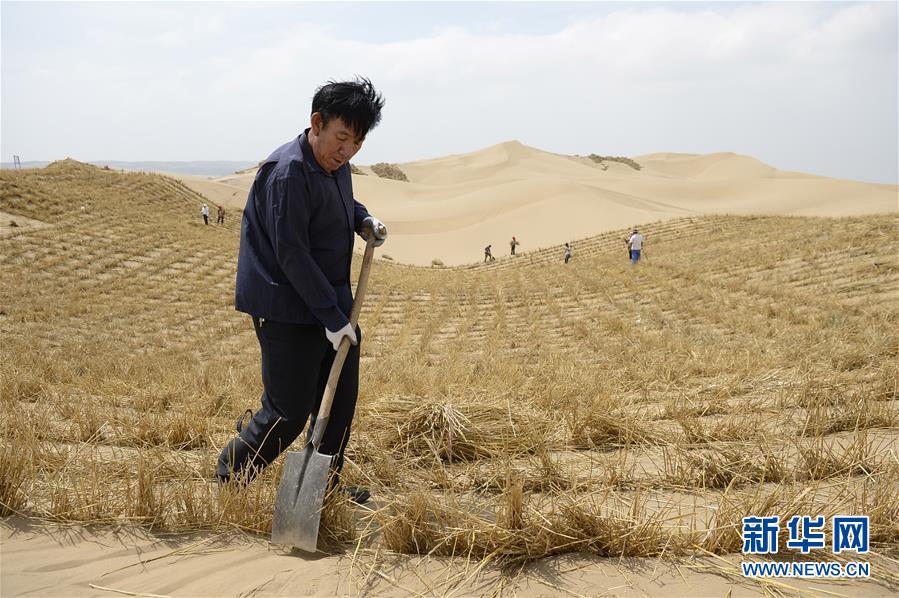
217;78;387;505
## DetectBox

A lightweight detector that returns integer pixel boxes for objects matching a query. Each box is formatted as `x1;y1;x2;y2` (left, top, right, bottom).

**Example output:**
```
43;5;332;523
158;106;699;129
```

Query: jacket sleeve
353;199;372;233
268;174;348;332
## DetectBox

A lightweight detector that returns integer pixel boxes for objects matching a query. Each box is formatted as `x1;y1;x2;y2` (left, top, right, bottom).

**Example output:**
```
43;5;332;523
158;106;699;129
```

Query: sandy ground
0;211;51;239
175;141;897;266
3;516;894;597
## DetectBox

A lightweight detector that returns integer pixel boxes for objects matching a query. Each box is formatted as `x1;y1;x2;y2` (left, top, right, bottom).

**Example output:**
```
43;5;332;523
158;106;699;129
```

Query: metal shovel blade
271;445;335;551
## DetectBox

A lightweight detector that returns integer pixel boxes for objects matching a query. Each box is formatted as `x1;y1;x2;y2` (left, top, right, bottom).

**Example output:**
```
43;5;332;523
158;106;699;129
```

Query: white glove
325;322;358;351
361;216;387;247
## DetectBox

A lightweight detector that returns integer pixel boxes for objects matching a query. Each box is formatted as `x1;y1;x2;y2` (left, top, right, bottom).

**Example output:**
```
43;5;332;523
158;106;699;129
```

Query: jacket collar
299;129;326;175
298;129;354;240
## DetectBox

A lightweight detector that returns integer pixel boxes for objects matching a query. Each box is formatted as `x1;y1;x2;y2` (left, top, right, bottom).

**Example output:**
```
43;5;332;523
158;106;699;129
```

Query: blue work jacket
235;130;371;332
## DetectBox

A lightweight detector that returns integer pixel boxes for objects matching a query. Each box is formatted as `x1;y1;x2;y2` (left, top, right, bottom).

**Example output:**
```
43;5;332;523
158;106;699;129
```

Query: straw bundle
363;396;550;465
0;443;29;515
570;409;661;448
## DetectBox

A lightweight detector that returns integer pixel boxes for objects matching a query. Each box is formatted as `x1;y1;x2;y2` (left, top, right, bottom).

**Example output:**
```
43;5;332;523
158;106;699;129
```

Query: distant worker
510;236;520;256
217;204;225;225
563;242;572;264
484;244;495;262
627;228;644;264
201;203;209;225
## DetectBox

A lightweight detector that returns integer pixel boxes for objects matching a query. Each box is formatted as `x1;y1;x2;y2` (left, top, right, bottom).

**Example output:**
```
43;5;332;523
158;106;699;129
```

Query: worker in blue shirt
217;78;387;505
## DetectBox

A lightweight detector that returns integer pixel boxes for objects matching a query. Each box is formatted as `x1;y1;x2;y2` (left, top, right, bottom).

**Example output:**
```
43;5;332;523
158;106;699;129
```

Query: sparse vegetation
371;162;409;181
350;163;367;176
0;161;896;585
588;154;642;171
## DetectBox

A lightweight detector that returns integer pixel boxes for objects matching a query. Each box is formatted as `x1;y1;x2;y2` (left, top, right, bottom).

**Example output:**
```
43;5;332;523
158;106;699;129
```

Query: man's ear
311;112;323;134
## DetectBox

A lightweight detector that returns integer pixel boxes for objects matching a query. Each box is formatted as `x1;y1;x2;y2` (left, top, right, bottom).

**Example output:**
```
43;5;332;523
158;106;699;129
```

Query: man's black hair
312;77;384;140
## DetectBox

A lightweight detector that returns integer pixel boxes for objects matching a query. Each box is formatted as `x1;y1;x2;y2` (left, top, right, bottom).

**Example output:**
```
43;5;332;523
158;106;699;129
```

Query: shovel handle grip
310;238;376;447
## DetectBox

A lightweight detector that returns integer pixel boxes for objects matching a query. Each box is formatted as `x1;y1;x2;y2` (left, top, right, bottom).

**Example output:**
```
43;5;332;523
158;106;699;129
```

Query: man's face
309;113;364;173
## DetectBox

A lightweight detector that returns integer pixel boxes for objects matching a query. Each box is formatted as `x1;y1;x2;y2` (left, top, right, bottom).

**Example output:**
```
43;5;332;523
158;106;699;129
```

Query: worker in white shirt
627;229;644;264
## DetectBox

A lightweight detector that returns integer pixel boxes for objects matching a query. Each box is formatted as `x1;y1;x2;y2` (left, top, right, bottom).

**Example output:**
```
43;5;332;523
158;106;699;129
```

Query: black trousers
217;317;361;482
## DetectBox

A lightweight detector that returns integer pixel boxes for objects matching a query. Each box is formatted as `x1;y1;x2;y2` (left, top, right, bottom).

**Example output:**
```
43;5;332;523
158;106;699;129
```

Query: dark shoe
342;486;370;505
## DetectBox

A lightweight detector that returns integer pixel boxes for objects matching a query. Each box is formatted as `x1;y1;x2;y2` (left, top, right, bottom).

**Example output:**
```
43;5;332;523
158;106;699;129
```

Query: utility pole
13;155;21;170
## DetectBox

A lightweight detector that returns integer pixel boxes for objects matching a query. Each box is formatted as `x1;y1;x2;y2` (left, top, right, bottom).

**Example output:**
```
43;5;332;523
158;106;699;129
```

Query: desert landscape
1;149;897;597
176;142;897;266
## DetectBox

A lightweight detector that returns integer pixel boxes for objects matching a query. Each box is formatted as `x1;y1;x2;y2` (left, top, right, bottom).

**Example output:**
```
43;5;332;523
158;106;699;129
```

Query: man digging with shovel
217;77;387;510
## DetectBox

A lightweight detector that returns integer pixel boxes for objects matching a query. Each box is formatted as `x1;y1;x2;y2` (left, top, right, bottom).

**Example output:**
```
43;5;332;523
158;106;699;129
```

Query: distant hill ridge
1;159;258;177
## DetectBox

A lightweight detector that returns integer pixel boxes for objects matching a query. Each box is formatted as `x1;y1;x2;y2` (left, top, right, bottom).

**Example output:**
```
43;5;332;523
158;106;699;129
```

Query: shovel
271;229;381;551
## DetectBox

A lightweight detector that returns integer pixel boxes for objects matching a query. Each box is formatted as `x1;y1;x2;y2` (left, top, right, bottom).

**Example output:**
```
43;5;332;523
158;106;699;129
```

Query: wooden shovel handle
309;238;376;447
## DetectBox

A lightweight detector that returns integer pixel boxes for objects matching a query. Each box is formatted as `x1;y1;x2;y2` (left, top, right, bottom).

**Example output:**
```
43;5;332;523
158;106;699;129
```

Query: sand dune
636;152;776;180
175;141;896;266
173;174;249;207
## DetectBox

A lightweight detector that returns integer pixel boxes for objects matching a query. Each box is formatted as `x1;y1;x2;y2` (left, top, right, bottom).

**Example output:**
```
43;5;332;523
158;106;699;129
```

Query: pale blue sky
2;1;897;183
